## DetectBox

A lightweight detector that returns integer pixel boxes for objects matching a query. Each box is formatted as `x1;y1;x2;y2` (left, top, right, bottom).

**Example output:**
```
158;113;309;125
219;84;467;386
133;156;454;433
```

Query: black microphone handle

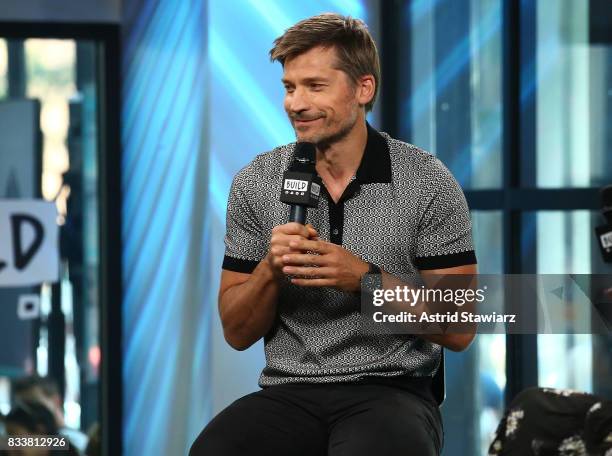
289;205;307;225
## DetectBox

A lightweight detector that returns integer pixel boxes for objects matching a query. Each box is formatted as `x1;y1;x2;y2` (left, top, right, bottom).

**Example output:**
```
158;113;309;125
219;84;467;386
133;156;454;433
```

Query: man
190;13;477;456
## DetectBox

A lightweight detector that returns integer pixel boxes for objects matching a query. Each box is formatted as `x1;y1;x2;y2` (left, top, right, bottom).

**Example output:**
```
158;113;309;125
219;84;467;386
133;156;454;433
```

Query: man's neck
315;118;368;183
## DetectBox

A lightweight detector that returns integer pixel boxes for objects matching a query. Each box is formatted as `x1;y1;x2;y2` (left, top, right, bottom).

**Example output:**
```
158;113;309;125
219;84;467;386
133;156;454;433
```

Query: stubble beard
293;109;358;149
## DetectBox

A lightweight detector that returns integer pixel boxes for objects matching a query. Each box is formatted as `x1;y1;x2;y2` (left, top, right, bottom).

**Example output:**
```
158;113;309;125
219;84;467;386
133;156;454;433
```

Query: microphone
280;142;322;224
595;184;612;263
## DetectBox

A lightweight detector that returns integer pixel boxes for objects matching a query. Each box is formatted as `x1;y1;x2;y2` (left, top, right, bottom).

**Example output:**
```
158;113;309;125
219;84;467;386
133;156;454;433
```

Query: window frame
380;0;603;409
0;21;122;456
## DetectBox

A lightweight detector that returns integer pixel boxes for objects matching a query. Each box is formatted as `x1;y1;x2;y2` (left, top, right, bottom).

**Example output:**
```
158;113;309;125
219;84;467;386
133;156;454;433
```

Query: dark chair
432;350;446;406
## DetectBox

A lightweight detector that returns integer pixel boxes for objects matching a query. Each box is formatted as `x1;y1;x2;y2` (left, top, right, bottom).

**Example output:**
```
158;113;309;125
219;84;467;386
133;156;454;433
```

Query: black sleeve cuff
222;255;260;273
414;250;477;270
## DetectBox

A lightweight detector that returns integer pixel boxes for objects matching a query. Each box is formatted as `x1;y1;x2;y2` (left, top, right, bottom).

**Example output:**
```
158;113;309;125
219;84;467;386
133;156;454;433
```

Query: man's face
282;46;361;145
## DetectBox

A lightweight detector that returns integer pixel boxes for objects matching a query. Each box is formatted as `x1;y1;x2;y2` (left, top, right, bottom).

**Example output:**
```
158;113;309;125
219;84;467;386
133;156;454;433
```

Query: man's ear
356;75;375;107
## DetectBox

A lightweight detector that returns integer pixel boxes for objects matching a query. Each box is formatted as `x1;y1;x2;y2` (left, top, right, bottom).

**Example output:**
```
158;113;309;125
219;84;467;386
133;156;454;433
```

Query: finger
269;245;293;258
288;238;328;253
305;224;319;238
290;278;335;287
285;234;318;250
283;266;333;277
274;222;310;238
273;233;314;248
282;254;325;266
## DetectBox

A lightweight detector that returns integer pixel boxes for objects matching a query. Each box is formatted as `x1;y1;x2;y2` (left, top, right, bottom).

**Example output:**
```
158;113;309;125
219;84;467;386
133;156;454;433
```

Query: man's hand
281;238;369;292
266;222;318;278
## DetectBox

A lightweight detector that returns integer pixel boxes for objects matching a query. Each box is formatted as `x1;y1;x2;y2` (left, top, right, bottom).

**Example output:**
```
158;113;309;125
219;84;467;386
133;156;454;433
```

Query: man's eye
310;84;324;90
284;86;294;93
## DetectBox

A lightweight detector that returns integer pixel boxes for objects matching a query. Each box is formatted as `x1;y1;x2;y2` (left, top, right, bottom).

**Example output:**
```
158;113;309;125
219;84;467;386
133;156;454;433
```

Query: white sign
0;200;59;286
283;179;308;192
601;231;612;249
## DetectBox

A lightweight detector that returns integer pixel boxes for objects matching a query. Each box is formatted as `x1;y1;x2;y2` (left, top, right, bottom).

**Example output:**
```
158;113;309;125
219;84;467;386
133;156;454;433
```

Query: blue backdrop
121;1;371;455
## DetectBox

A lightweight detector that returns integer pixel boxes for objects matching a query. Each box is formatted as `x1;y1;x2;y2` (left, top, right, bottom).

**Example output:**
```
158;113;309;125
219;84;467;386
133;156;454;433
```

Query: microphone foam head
294;142;316;162
291;142;316;172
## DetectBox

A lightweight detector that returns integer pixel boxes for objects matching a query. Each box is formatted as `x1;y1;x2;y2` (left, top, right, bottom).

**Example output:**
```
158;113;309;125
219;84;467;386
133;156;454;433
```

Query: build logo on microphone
283;179;308;195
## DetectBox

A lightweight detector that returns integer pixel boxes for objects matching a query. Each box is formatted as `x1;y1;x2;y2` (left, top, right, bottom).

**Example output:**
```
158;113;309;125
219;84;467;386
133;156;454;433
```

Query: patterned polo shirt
222;122;477;388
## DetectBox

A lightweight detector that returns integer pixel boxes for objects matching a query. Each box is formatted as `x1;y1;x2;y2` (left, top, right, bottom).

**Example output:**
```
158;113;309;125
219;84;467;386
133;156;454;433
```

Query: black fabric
322;122;390;247
414;250;478;270
189;381;443;456
222;255;259;273
328;196;345;245
488;387;612;455
584;399;612;455
356;122;392;184
303;122;390;248
357;373;437;405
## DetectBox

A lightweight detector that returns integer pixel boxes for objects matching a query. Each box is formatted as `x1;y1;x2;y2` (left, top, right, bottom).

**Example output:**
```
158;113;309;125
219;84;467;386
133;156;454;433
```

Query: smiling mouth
294;118;321;124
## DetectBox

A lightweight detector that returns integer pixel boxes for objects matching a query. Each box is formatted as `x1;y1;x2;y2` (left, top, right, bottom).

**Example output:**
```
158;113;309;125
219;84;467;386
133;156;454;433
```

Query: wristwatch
361;262;382;295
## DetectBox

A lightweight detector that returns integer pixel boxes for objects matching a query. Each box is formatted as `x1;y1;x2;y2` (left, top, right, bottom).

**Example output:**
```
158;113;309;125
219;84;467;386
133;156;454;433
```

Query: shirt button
332;228;339;235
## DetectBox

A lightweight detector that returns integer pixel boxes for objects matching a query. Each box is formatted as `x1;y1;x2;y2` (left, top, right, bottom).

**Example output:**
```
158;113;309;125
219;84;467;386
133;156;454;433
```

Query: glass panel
0;38;100;453
401;0;503;189
478;334;506;454
473;212;505;454
532;1;612;188
472;211;506;454
524;211;612;397
443;211;505;456
472;211;503;274
24;39;76;203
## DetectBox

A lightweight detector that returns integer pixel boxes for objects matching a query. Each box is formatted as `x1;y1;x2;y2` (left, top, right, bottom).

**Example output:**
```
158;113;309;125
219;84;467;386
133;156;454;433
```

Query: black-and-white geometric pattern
223;128;476;387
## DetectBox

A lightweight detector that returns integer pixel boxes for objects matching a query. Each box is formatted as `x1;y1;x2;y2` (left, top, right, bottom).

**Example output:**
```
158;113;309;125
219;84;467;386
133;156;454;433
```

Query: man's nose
287;87;310;113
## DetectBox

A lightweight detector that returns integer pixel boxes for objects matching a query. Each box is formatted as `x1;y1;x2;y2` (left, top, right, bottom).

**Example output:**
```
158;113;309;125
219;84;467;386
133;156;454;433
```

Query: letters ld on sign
0;199;59;287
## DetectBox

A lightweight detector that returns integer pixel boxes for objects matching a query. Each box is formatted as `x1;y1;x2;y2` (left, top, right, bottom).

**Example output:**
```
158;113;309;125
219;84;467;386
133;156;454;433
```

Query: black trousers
189;381;443;456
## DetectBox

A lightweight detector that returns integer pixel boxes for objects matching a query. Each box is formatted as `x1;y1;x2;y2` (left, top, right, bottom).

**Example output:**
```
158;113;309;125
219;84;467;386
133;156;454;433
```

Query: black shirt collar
287;121;392;184
355;122;392;184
